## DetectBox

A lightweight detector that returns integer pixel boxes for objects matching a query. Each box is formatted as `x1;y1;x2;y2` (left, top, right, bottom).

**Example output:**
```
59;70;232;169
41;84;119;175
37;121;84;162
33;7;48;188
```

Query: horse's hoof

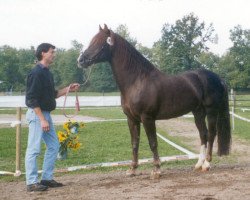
126;169;136;177
194;166;202;171
201;160;211;172
150;169;161;179
194;160;203;171
201;167;210;172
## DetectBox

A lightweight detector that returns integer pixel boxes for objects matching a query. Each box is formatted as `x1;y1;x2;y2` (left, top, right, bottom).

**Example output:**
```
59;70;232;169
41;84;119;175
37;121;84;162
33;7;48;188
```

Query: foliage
115;24;137;46
1;17;250;92
0;45;34;92
156;13;216;74
217;25;250;89
51;41;84;88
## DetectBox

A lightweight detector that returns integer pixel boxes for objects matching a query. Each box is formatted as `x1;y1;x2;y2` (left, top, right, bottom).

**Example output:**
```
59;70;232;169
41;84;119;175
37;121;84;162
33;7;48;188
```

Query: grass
0;106;126;118
1;100;250;182
53;106;126;119
0;121;182;179
232;118;250;140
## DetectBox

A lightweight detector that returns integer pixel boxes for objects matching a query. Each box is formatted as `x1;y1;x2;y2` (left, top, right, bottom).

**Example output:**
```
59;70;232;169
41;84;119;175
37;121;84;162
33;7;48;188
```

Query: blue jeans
25;108;59;185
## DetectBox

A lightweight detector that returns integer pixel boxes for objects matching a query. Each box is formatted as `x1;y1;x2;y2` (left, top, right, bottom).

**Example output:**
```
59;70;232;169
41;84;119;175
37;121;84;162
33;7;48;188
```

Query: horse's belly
156;110;190;120
156;100;197;120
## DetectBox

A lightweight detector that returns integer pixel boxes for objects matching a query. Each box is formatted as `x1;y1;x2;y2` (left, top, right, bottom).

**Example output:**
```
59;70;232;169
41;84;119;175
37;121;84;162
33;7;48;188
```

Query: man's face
42;48;56;64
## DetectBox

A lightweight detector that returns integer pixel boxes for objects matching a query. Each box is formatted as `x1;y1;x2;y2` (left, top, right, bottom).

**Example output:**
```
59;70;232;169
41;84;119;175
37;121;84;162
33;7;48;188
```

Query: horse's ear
106;30;115;46
104;24;108;31
99;25;103;31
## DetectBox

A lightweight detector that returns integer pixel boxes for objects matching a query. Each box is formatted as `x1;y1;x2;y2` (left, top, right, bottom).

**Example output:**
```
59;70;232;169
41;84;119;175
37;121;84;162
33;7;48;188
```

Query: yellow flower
57;120;85;159
63;122;70;132
75;142;81;149
72;142;81;150
80;122;85;128
57;131;67;142
67;141;73;148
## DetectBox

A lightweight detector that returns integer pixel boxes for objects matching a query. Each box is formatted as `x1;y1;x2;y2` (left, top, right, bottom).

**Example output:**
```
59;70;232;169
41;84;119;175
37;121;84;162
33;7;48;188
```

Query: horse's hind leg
142;118;161;179
206;113;217;163
126;118;140;177
193;109;210;171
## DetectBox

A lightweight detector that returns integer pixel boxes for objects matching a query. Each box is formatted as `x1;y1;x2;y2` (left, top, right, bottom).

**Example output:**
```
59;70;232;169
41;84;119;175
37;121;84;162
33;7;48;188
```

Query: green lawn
0;121;182;174
0;101;250;182
53;106;126;119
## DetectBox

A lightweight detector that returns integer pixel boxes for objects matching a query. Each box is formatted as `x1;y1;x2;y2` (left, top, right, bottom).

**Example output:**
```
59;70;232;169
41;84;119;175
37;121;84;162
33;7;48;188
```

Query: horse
77;24;231;179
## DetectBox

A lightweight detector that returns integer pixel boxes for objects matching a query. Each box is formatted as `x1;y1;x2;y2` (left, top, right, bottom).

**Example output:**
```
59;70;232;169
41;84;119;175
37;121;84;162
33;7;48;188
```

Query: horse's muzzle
77;54;91;68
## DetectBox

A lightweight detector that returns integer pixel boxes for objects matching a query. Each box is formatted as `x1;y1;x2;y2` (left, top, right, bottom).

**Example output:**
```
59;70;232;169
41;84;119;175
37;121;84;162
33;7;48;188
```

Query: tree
198;51;220;71
88;63;117;92
217;25;250;89
157;13;216;74
217;53;239;88
229;25;250;88
0;45;32;92
115;24;137;46
51;40;84;89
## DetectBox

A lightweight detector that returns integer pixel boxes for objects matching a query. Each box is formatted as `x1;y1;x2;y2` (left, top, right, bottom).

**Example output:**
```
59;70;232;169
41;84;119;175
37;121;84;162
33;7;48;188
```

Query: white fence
0;96;121;108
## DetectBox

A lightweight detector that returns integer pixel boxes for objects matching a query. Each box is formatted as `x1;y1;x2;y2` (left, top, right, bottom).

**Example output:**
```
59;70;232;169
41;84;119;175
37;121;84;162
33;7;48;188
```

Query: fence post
14;107;22;176
231;90;236;130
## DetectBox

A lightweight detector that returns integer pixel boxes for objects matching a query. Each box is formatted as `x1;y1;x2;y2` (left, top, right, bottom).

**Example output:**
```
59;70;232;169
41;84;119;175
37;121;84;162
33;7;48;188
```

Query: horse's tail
216;82;231;156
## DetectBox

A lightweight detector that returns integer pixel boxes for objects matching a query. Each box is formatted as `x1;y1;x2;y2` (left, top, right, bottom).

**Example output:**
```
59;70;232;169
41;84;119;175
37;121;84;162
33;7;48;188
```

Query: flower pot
57;150;68;160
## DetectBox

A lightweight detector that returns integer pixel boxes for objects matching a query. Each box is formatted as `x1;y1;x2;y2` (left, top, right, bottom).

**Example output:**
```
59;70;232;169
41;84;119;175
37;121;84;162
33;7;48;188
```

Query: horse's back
193;69;226;107
155;69;226;119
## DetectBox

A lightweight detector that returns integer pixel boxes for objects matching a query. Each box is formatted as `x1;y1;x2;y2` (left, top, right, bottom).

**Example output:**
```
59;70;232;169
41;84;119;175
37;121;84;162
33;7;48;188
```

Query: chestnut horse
78;25;231;178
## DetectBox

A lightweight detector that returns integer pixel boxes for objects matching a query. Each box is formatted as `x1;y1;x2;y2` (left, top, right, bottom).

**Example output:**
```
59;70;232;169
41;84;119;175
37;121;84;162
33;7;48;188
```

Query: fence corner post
14;107;22;177
230;89;236;131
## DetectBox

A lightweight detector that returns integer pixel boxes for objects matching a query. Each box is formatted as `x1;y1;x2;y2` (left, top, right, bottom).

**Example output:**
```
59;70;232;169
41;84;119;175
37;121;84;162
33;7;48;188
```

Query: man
25;43;80;192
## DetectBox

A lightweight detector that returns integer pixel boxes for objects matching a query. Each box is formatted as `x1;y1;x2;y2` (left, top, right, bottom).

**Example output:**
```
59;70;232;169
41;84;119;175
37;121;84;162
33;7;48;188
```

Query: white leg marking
202;159;211;171
195;145;206;170
150;168;161;179
126;168;136;177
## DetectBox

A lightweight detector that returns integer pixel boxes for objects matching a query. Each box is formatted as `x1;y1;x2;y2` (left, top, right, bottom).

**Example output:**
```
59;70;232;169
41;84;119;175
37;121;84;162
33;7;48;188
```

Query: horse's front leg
126;118;140;177
142;118;161;179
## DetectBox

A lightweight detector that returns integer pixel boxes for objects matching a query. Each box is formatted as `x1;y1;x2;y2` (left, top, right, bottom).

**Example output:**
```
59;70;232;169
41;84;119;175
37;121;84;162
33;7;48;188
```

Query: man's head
36;43;56;65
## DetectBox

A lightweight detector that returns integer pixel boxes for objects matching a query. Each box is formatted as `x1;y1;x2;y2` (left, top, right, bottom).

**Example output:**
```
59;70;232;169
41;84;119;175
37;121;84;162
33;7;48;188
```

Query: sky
1;0;250;55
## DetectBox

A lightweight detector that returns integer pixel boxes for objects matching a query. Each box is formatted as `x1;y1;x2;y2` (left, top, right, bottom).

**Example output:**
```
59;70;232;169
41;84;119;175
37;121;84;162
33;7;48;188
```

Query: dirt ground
1;116;250;200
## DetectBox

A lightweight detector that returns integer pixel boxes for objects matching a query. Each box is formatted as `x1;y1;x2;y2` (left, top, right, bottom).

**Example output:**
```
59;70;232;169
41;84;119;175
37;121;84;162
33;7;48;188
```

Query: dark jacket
25;63;58;111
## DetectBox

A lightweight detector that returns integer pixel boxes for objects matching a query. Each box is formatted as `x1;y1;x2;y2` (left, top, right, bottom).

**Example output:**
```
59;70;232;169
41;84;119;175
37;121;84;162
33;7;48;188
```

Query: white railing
0;96;121;108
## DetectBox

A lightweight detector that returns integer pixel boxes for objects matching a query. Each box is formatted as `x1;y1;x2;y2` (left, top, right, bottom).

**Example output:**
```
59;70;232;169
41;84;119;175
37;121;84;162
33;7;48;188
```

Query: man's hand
33;107;50;132
41;119;50;132
69;83;80;92
57;83;80;98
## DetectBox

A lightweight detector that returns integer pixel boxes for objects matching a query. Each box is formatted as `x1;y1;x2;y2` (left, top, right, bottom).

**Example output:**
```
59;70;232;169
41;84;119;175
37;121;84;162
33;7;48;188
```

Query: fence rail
229;89;250;130
0;96;121;108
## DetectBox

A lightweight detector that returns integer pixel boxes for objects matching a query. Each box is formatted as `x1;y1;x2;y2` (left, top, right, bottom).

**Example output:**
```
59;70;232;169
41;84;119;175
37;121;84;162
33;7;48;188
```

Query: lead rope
80;66;92;87
62;84;80;118
62;66;93;119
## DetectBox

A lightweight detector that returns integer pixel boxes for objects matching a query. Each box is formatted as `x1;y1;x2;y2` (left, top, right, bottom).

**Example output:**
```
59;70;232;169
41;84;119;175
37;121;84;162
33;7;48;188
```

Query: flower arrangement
57;120;85;160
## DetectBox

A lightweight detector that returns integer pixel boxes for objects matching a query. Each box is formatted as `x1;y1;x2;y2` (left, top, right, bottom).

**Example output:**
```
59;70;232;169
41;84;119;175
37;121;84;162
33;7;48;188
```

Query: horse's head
77;24;115;68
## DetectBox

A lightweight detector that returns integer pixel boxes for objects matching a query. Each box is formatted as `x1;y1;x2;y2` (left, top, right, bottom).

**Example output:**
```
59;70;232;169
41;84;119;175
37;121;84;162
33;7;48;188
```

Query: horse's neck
110;48;138;93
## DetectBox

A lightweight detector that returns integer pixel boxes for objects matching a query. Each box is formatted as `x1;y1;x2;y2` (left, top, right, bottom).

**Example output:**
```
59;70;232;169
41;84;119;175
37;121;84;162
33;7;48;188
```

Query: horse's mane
114;33;158;76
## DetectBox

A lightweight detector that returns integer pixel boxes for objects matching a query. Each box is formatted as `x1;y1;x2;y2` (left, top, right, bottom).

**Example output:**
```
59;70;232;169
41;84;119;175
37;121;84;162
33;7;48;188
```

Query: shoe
40;179;63;188
27;183;48;192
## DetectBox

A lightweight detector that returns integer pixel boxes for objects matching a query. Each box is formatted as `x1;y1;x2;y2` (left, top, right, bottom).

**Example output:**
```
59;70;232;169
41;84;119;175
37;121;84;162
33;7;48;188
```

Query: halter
78;43;106;66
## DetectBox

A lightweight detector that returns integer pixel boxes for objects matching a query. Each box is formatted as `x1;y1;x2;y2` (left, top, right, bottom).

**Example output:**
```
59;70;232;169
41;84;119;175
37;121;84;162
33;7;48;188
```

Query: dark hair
35;43;55;61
